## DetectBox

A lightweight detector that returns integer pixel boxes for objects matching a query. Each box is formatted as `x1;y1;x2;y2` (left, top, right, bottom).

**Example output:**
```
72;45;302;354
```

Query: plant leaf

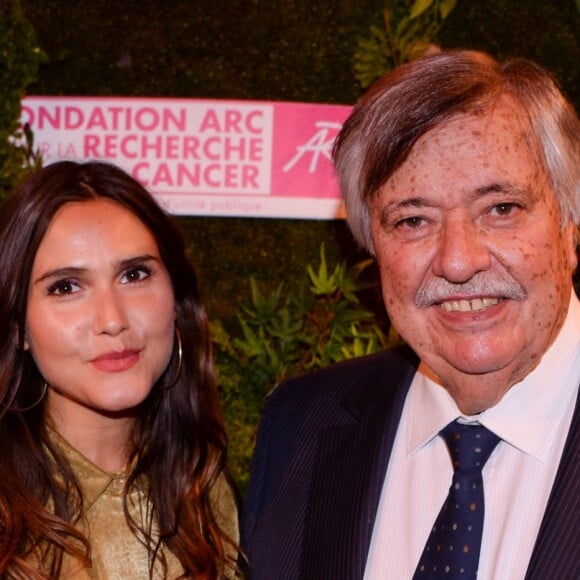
439;0;458;19
409;0;434;20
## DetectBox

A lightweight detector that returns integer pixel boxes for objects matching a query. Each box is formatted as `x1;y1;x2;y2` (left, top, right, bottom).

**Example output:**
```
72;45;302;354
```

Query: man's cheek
382;266;417;303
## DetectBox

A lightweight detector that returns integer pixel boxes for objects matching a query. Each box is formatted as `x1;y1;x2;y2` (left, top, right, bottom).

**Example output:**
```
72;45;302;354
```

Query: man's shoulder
243;345;420;568
266;345;419;416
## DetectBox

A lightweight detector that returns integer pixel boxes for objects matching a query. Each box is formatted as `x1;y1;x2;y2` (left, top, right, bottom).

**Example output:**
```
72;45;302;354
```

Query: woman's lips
90;350;140;372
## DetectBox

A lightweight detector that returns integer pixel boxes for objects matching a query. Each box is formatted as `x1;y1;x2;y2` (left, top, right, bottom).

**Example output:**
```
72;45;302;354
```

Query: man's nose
91;286;130;336
432;216;491;283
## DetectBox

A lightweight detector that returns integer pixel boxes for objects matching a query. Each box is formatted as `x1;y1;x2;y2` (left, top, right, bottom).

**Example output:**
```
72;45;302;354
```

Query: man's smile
439;297;502;312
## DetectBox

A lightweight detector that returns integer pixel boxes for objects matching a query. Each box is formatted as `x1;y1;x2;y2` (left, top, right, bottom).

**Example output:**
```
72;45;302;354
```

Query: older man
242;51;579;579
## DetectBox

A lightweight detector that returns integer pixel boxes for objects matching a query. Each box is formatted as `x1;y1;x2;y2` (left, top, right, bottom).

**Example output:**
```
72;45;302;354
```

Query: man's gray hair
333;50;580;254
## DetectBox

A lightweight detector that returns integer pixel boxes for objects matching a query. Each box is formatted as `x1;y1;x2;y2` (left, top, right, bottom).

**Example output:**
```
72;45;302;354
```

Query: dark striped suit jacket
242;347;580;579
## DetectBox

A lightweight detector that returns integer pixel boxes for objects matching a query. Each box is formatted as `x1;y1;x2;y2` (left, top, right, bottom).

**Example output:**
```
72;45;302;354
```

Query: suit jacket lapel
524;384;580;579
299;348;419;580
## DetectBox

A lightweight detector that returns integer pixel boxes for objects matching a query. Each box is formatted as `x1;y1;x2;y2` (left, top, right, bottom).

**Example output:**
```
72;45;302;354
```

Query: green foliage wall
10;0;580;489
439;0;579;106
21;0;383;103
0;0;43;197
20;0;579;326
214;245;398;488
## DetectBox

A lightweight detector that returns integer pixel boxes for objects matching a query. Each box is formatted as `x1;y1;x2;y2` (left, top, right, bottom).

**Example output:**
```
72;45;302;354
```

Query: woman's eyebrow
116;254;160;269
33;255;161;285
33;266;86;285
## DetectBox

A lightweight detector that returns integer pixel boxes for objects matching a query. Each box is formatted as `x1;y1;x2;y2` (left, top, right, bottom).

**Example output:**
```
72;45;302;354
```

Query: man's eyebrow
33;254;161;285
474;182;529;197
378;197;431;224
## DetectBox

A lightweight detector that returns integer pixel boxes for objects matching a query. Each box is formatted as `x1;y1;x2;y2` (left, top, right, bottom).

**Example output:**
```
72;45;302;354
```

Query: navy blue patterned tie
413;421;500;579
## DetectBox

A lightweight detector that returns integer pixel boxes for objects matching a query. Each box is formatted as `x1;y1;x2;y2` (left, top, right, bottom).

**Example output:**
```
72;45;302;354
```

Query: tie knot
441;421;499;473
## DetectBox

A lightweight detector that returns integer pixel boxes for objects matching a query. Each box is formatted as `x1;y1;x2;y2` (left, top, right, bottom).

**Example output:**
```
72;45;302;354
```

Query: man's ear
565;221;578;272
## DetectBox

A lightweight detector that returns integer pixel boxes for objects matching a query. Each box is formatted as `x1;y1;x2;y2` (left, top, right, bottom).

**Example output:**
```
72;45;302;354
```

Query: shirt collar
48;427;131;510
407;290;580;461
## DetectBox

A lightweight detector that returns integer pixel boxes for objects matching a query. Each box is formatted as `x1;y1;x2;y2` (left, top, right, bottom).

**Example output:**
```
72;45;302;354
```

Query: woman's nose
91;286;130;336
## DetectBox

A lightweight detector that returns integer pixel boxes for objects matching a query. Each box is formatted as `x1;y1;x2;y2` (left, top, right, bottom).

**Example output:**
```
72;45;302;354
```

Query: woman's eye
121;266;151;284
47;279;80;295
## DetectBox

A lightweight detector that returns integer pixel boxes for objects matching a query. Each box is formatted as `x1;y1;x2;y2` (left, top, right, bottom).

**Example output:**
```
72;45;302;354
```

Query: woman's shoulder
209;473;241;577
209;473;239;535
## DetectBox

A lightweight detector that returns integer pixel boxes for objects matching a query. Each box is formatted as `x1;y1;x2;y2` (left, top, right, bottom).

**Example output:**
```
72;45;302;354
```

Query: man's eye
491;202;520;216
47;279;80;295
396;216;425;228
121;266;151;284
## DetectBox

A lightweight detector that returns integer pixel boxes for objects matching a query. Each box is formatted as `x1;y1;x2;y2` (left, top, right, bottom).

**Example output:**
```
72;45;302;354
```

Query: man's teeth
440;297;500;312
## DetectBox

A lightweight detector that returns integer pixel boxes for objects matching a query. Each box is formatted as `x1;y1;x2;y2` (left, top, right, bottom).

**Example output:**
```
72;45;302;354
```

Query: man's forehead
391;107;546;186
414;103;530;154
376;102;553;209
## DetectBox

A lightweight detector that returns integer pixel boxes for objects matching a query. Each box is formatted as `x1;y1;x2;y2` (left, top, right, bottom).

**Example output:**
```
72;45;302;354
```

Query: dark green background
5;0;579;488
19;0;579;326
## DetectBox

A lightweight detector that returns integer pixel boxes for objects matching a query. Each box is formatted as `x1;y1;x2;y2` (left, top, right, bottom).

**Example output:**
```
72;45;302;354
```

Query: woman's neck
46;397;136;472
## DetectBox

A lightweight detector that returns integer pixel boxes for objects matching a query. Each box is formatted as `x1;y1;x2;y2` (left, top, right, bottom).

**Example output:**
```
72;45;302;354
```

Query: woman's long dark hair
0;161;237;578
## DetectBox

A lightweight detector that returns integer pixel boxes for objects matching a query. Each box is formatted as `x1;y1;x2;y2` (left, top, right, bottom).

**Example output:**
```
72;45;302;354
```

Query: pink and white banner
21;97;352;219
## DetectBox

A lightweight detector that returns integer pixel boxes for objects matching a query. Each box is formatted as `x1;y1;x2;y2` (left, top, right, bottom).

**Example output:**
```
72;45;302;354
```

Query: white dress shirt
364;291;580;579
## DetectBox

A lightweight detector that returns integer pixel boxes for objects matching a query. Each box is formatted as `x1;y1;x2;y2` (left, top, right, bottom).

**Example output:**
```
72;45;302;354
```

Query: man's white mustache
415;273;526;307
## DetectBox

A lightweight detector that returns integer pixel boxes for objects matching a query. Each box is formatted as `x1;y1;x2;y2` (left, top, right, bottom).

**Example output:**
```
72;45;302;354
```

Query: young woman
0;161;239;578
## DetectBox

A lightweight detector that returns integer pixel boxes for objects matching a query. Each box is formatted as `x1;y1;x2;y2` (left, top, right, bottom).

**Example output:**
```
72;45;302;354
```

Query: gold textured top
47;429;239;579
